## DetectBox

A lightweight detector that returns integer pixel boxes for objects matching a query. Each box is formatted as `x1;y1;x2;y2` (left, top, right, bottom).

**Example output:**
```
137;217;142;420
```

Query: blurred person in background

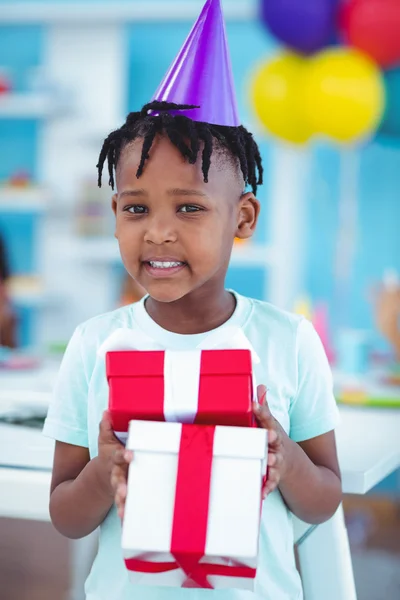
0;233;17;348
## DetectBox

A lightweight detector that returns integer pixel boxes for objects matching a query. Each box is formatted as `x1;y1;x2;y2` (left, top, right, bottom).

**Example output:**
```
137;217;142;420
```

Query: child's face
112;135;259;303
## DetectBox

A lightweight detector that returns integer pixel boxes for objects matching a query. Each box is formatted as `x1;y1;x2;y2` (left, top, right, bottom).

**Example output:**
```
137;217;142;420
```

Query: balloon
303;48;385;143
379;68;400;138
340;0;400;69
250;53;311;144
260;0;339;54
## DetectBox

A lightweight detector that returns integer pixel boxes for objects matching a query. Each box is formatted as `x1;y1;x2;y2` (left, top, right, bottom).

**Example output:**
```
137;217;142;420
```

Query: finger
257;385;267;405
115;483;128;518
268;429;278;445
253;402;275;431
99;411;117;440
268;451;284;468
113;448;134;466
111;458;130;487
111;450;133;492
111;467;127;493
124;450;134;463
101;410;112;428
266;467;280;488
113;447;127;466
115;481;127;502
262;480;278;499
256;385;272;412
262;468;281;498
265;475;279;492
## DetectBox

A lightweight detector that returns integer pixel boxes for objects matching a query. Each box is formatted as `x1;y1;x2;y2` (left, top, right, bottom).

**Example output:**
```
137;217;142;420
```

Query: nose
143;214;177;245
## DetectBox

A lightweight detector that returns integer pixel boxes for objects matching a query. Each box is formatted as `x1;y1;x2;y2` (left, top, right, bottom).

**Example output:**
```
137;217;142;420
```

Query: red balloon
340;0;400;68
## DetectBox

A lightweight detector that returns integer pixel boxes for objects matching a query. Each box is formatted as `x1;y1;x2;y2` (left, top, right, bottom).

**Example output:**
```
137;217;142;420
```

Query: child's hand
97;411;125;499
110;446;133;520
252;385;288;499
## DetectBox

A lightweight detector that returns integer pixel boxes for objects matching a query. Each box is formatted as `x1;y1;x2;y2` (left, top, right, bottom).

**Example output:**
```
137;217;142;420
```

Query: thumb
254;385;275;429
99;410;115;438
257;384;267;407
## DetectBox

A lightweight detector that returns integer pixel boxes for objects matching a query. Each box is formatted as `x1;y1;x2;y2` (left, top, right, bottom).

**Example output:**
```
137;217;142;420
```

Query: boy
43;2;341;599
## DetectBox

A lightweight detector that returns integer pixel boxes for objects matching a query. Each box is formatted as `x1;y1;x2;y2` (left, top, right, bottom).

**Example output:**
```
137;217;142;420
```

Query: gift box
107;348;255;441
122;420;267;590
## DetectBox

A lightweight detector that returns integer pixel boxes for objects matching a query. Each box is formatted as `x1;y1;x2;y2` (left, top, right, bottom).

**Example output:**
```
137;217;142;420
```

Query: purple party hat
152;0;240;126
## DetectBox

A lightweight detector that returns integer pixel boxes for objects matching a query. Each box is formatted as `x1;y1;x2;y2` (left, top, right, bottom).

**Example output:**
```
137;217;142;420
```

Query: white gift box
122;420;267;590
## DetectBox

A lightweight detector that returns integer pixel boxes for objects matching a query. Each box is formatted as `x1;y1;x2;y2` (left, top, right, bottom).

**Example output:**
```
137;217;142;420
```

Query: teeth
149;261;183;269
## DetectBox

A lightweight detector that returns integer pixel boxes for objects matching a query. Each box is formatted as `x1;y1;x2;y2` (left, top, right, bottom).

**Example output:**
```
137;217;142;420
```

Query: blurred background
0;1;399;599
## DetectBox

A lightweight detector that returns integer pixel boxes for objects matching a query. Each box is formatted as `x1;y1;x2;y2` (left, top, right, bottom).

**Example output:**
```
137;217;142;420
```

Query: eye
178;204;202;213
124;205;148;214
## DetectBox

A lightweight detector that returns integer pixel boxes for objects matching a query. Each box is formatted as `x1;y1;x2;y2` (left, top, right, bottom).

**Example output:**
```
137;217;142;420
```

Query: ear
235;192;260;241
112;193;118;216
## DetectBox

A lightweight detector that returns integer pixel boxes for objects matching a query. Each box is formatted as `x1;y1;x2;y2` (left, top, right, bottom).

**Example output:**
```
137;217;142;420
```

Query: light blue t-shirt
43;291;340;600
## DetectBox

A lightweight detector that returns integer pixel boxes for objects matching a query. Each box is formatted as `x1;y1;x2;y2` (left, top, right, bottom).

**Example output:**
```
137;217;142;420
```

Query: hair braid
97;101;263;194
136;121;158;178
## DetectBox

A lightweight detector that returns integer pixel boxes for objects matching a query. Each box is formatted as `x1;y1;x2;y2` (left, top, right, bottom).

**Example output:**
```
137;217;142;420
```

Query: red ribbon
124;557;256;587
171;424;214;586
125;424;256;588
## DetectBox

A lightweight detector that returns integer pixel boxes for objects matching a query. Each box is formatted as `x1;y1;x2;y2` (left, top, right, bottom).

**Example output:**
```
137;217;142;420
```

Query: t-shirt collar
131;290;250;351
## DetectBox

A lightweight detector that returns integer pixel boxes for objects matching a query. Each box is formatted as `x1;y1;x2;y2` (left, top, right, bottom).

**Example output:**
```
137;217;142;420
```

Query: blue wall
0;26;44;273
0;25;43;183
0;25;44;347
305;139;400;342
1;6;400;343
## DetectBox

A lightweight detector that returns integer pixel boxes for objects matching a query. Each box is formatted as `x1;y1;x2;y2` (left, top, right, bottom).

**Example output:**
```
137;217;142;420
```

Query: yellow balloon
303;48;385;143
250;52;311;144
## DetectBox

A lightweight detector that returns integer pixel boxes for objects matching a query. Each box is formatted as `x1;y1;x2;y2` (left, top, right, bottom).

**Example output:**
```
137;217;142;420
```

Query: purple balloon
260;0;339;54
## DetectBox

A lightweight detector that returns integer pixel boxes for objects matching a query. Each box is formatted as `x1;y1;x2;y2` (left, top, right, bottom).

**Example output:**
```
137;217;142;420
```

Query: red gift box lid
106;349;252;378
106;349;255;431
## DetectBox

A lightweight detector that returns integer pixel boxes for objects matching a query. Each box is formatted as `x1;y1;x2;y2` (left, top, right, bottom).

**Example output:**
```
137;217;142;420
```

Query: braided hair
97;101;263;195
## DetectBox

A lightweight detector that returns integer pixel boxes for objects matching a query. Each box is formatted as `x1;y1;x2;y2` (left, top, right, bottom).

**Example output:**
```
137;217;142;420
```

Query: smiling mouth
143;260;188;277
147;260;185;269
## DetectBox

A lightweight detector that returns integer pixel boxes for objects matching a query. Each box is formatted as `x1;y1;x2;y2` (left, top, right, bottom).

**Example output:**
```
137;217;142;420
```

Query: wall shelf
7;276;62;309
0;93;67;119
0;188;50;213
10;289;62;309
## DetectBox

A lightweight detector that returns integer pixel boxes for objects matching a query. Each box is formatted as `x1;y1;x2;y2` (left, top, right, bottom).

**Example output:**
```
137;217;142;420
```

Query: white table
1;396;400;599
0;362;57;518
295;406;400;600
0;359;58;419
0;362;97;600
0;423;98;600
336;406;400;494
